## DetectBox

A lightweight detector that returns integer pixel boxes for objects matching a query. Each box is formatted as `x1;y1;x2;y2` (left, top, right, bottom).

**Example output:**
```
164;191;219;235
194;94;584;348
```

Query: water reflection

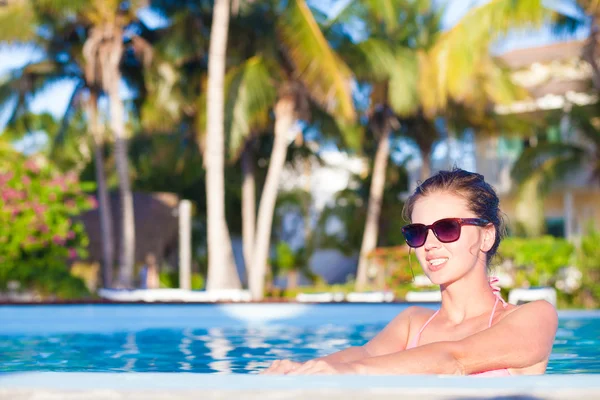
205;327;233;374
178;328;194;371
1;316;598;373
111;332;139;371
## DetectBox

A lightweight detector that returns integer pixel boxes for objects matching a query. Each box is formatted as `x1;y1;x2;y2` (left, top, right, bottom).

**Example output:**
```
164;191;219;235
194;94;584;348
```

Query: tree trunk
249;97;295;300
515;175;545;237
241;139;256;284
583;21;600;91
355;130;391;291
86;91;115;288
287;269;298;290
102;27;136;288
420;148;432;182
205;0;241;290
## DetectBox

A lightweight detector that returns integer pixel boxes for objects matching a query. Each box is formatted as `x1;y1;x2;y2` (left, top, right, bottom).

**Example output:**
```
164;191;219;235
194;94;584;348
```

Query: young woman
263;168;558;375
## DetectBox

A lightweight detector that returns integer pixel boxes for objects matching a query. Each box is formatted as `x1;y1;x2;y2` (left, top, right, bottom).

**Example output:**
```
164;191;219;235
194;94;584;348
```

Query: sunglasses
402;218;490;248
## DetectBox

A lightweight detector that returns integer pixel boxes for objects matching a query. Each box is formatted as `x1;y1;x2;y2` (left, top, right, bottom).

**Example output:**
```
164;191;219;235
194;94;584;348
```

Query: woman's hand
286;359;359;375
261;359;303;375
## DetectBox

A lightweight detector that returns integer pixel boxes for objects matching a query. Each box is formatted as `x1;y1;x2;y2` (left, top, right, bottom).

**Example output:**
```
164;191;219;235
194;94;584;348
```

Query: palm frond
570;104;600;149
352;39;399;81
362;0;404;33
52;81;85;146
481;59;530;105
511;142;586;191
0;1;38;42
420;0;550;116
307;103;363;152
388;47;419;116
224;56;278;160
35;0;89;14
153;11;206;67
278;0;356;123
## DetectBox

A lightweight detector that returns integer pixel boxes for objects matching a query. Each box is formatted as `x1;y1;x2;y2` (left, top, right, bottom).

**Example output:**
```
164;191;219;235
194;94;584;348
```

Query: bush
159;271;205;290
0;150;96;299
496;236;574;287
575;225;600;307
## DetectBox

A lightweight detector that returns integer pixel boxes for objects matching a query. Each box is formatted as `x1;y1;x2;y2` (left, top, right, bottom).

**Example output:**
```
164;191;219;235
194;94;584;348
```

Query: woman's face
410;191;493;285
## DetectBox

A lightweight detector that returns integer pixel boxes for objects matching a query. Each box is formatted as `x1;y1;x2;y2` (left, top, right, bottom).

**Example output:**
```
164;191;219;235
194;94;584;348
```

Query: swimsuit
405;277;511;376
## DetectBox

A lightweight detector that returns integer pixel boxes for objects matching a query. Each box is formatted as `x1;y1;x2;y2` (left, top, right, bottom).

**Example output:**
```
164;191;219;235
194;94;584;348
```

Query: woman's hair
403;168;506;265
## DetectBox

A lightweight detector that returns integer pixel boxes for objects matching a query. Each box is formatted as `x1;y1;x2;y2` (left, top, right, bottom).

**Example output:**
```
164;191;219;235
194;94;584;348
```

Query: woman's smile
428;257;449;271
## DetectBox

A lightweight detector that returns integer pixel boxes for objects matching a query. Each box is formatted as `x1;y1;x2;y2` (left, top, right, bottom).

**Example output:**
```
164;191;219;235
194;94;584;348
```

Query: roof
498;40;586;69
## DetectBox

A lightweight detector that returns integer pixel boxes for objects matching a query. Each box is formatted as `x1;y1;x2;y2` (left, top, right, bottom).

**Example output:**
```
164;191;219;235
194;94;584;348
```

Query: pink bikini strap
419;309;439;333
488;276;507;327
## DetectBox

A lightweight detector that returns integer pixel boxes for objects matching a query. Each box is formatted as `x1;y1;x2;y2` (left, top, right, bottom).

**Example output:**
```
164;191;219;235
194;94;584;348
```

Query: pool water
0;304;598;374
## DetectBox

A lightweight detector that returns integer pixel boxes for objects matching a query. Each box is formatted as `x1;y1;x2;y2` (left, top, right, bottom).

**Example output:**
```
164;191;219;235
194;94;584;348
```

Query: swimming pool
1;304;599;374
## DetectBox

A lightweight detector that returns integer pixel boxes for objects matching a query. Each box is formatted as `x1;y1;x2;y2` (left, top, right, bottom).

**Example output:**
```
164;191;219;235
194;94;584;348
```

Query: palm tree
0;1;118;287
234;0;356;300
0;0;158;287
204;0;242;290
220;55;276;282
325;0;537;290
198;0;356;298
82;2;136;287
511;104;600;236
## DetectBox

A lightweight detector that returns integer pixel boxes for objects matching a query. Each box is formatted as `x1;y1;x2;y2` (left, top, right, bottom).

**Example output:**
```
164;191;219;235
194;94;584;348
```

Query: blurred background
1;0;599;308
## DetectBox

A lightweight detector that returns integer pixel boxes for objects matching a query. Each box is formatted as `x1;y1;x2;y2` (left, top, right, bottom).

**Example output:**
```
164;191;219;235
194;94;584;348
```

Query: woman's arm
263;306;423;374
319;305;422;363
290;300;558;375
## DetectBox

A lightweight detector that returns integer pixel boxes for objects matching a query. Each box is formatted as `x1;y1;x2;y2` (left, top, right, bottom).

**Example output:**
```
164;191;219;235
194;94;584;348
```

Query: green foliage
577;224;600;305
0;148;96;298
158;271;205;290
497;236;574;287
273;241;297;272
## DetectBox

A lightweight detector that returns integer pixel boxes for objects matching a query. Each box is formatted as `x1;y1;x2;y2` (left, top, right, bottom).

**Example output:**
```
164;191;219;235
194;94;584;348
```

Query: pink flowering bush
0;149;96;299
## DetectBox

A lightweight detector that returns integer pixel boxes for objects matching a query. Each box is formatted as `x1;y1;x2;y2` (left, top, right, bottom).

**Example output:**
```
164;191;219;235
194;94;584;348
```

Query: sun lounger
97;288;252;302
405;290;442;303
508;287;557;306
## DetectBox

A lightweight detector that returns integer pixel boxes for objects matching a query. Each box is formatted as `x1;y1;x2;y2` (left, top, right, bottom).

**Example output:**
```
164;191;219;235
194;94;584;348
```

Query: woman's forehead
411;192;473;222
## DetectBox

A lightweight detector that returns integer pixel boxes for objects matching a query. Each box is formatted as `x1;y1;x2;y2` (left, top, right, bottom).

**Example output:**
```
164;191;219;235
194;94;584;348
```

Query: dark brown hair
403;168;506;265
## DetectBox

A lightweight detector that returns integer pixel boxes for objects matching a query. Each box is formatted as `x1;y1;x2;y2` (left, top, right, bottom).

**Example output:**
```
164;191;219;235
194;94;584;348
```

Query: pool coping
1;373;599;400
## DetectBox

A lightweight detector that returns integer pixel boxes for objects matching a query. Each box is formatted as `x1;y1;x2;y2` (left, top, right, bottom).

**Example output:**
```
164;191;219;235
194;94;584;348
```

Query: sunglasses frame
401;217;490;248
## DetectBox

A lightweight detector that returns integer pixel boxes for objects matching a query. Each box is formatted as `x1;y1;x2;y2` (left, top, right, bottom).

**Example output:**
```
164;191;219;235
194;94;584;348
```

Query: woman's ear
481;225;496;252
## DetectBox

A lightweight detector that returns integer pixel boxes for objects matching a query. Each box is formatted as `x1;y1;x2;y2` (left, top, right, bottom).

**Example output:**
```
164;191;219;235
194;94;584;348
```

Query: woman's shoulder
494;300;558;331
396;305;437;326
501;300;557;318
383;305;436;330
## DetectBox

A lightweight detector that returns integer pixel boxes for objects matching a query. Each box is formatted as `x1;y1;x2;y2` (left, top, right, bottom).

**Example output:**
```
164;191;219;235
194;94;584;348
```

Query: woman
263;168;557;375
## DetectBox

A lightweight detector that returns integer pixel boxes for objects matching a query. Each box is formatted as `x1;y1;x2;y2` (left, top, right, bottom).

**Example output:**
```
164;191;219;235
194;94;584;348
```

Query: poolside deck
1;373;599;400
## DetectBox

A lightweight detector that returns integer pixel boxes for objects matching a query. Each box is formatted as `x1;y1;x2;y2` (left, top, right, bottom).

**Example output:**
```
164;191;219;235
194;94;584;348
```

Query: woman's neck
438;271;498;325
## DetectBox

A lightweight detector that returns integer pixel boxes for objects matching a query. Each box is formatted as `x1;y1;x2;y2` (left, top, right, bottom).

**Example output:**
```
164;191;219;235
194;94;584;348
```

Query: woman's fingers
287;360;326;375
261;359;281;374
261;359;301;375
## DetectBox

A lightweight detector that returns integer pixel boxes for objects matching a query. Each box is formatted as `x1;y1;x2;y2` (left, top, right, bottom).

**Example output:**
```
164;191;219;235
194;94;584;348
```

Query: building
474;40;599;239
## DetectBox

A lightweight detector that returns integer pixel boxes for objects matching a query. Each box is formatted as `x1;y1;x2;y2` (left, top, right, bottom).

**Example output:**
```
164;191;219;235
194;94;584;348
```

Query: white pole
564;191;574;241
179;200;192;290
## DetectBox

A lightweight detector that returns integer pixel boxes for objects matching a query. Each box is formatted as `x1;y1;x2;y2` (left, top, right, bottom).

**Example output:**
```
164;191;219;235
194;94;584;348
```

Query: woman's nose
423;229;441;250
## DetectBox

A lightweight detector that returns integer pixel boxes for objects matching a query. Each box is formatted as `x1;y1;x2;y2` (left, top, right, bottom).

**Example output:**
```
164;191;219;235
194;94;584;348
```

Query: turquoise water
0;304;598;374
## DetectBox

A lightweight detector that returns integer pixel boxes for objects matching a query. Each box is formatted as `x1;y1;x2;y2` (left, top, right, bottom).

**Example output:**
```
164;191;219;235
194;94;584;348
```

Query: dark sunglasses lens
433;219;461;242
403;225;426;247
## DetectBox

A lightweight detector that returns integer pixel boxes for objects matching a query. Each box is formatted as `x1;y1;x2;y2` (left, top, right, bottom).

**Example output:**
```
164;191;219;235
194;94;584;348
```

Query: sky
0;0;590;126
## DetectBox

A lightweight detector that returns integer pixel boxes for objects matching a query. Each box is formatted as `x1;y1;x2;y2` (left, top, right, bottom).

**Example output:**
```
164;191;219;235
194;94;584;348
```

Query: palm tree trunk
515;175;545;237
584;21;600;91
102;28;136;287
241;139;256;284
87;91;115;288
287;270;298;290
355;130;390;291
249;97;295;300
420;149;432;182
205;0;241;290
